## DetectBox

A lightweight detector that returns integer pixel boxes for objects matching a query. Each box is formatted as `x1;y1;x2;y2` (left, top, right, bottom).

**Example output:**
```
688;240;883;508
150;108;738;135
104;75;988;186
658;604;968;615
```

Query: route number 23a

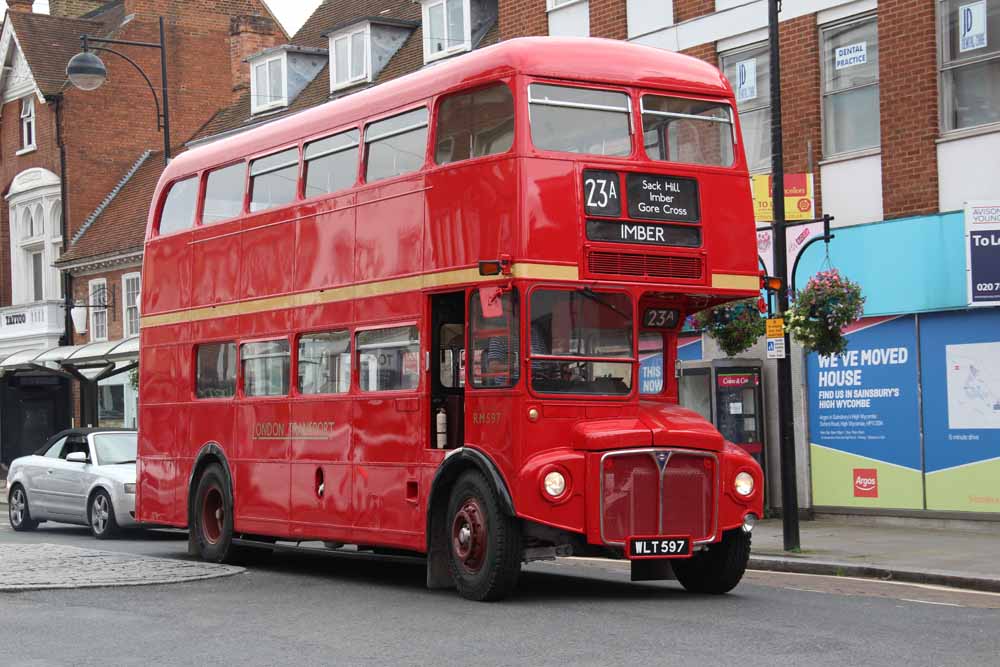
583;171;621;216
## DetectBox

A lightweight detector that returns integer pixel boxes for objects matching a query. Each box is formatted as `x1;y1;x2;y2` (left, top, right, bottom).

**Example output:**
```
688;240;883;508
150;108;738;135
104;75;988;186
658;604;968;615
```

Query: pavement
748;517;1000;593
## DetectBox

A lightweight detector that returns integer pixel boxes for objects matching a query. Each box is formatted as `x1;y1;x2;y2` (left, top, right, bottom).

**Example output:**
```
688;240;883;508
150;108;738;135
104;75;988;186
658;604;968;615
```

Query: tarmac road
2;522;999;666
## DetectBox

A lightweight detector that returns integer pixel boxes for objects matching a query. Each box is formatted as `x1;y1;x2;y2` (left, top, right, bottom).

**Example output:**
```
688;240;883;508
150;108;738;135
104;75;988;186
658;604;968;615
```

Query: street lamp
66;16;171;164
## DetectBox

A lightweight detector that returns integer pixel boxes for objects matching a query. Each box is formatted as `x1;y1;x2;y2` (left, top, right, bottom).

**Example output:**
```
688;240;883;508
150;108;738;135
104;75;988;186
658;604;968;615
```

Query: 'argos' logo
853;468;878;498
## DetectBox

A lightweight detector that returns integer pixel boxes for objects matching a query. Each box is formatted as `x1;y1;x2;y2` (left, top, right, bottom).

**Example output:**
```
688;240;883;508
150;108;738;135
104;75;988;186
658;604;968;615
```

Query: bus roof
159;37;733;186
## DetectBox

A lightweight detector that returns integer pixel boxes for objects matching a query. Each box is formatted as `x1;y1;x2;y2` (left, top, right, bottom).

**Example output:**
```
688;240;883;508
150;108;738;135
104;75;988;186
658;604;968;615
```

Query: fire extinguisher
436;407;448;449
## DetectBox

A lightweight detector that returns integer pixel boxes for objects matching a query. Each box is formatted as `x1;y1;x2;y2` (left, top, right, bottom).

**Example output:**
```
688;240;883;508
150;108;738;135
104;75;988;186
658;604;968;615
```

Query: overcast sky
0;1;324;35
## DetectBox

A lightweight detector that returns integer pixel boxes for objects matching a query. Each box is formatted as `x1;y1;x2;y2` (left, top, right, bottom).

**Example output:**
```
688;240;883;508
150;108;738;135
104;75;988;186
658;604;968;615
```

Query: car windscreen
528;84;631;157
529;289;633;395
94;433;137;466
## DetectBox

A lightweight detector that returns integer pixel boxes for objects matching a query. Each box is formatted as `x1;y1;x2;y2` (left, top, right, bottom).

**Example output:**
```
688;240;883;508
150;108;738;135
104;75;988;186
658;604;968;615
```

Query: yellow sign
766;317;785;339
751;173;815;222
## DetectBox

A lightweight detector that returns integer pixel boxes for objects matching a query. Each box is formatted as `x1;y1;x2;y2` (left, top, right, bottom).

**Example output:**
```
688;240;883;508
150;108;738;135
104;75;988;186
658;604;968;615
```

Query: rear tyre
446;470;521;601
673;529;751;594
8;484;39;531
88;489;120;539
192;463;237;563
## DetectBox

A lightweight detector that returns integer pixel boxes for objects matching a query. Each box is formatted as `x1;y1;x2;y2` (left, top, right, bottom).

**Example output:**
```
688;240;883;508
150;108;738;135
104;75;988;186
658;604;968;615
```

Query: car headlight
124;483;136;495
734;472;754;497
543;471;566;498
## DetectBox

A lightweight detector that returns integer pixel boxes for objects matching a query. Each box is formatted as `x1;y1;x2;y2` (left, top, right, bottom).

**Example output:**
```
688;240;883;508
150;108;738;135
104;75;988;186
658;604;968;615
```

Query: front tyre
673;529;751;594
88;489;120;539
446;471;522;601
192;463;237;563
8;484;39;531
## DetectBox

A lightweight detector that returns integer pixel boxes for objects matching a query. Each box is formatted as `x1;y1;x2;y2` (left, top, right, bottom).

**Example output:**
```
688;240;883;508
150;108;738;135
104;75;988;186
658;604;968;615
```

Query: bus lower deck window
196;343;237;398
241;340;291;397
641;95;735;167
357;326;420;392
528;83;631;157
298;331;351;394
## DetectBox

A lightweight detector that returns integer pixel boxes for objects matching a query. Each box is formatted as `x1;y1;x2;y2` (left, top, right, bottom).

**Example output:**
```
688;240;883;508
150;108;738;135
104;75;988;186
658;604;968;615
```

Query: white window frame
329;24;372;92
938;0;1000;135
89;278;108;343
820;13;881;158
122;272;141;338
422;0;472;63
547;0;586;9
720;41;772;174
19;97;36;153
249;53;288;115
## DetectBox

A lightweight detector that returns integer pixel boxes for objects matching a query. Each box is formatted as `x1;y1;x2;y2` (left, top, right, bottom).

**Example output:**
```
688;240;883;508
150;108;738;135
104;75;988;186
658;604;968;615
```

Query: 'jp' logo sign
960;1;987;53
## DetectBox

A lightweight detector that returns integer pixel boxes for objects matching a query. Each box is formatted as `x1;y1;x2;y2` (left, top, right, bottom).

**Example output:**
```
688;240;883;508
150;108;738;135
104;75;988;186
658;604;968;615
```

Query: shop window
940;0;1000;131
305;130;359;197
721;43;772;173
298;331;351;394
357;326;420;392
203;163;246;224
242;340;291;397
196;342;237;398
250;147;299;212
98;383;125;428
821;15;880;156
365;108;428;182
159;176;199;235
435;83;514;164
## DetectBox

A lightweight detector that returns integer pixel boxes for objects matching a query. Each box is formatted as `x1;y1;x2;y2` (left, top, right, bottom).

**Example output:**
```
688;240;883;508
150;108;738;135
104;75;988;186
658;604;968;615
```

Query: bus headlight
543;471;566;498
734;472;754;497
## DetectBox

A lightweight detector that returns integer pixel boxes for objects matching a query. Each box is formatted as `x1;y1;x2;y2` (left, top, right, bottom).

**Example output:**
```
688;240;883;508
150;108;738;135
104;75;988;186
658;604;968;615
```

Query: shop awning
0;337;139;379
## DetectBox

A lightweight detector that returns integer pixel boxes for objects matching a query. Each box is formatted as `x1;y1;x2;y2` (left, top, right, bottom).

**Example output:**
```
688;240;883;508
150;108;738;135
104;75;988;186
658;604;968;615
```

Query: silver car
6;428;137;539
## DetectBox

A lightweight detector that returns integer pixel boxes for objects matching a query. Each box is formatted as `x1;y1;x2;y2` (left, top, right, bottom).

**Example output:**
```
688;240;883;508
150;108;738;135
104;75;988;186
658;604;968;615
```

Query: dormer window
330;24;370;91
422;0;472;63
250;53;287;114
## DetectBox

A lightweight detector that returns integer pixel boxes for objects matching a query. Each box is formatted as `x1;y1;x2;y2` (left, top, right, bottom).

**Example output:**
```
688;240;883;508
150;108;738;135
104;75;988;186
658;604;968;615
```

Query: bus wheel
192;463;236;563
672;529;751;594
446;470;521;601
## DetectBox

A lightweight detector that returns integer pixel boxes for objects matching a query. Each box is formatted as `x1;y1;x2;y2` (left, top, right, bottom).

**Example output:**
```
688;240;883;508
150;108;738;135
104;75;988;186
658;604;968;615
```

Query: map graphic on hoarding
946;342;1000;430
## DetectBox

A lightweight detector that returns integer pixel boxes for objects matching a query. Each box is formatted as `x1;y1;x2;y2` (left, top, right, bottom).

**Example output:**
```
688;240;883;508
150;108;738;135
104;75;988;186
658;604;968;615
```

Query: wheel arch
426;447;515;552
186;442;233;529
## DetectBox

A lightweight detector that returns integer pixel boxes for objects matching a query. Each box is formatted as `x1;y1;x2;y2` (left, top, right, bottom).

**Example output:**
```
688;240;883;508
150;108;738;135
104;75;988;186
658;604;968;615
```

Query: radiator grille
601;450;715;545
587;252;703;280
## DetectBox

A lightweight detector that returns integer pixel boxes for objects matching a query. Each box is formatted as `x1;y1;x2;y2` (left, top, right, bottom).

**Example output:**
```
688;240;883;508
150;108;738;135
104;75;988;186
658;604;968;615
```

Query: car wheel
89;489;120;539
9;484;39;531
446;470;522;601
192;463;237;563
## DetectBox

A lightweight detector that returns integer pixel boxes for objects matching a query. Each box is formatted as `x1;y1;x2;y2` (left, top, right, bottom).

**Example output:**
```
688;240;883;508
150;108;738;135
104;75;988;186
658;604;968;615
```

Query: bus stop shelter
0;337;138;428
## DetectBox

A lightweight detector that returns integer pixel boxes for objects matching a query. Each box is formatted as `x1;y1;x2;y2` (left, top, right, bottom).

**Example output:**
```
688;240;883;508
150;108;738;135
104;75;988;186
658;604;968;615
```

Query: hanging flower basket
693;298;765;357
786;268;865;357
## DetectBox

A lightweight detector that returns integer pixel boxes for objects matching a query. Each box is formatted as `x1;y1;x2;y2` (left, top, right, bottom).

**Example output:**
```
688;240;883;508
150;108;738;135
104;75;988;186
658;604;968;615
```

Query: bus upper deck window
305;129;360;197
435;84;514;165
158;176;198;236
528;83;631;157
365;108;429;183
641;96;735;167
203;162;246;224
250;148;299;213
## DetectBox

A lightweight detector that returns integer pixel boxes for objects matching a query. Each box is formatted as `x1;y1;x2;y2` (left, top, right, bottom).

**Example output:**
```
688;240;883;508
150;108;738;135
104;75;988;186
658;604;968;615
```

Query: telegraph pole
768;0;801;550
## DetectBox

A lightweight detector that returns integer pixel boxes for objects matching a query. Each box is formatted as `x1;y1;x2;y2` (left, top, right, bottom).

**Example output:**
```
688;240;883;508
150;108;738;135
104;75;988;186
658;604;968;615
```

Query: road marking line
901;598;962;607
749;569;1000;598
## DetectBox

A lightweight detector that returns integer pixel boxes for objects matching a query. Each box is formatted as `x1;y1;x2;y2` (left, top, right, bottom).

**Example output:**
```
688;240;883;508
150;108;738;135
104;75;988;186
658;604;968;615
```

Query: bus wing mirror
479;287;504;319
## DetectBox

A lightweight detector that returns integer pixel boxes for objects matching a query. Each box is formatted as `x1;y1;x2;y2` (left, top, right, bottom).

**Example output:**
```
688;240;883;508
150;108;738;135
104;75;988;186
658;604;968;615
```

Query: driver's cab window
42;436;67;458
639;332;665;394
469;289;519;388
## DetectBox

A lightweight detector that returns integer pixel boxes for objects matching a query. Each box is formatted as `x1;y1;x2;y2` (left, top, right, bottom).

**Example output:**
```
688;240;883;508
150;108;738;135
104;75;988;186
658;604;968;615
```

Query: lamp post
66;16;171;164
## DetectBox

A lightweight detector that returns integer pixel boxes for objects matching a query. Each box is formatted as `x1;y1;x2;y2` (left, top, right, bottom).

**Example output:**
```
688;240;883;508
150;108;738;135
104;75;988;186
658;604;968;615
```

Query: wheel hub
10;489;24;525
202;487;224;545
451;497;487;574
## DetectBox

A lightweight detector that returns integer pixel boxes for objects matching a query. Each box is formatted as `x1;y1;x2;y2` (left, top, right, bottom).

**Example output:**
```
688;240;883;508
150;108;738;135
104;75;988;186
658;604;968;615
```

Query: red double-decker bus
137;37;763;601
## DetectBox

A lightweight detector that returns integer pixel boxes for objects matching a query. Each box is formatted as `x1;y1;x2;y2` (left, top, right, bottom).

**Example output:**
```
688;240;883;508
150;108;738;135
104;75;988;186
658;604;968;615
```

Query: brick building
0;0;283;467
491;0;1000;517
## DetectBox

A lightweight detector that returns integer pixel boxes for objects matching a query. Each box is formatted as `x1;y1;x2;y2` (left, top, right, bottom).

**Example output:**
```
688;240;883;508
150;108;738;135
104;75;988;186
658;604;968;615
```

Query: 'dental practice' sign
834;42;868;69
966;201;1000;307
